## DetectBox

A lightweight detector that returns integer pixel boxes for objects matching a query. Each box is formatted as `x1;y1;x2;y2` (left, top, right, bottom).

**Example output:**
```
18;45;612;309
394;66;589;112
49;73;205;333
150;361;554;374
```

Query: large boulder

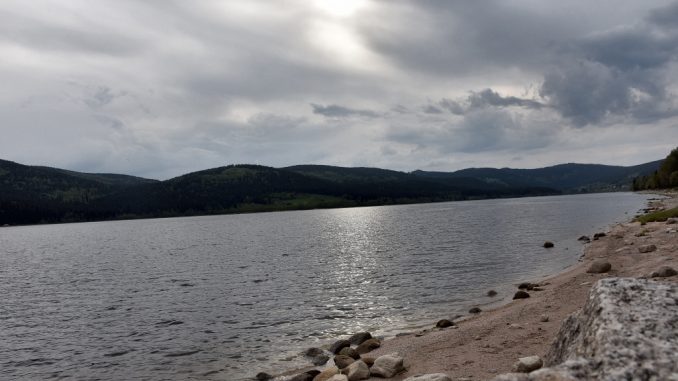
348;332;372;345
344;360;370;381
491;278;678;380
370;354;405;378
403;374;452;381
305;347;324;357
312;354;330;365
355;338;381;354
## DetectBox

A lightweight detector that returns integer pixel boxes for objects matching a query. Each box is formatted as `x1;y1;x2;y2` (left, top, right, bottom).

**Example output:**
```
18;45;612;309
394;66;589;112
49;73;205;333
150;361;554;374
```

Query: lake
0;192;650;380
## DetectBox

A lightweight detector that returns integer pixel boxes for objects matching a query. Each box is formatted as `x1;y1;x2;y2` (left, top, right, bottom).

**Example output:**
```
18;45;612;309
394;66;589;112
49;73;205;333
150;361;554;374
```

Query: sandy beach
349;192;678;381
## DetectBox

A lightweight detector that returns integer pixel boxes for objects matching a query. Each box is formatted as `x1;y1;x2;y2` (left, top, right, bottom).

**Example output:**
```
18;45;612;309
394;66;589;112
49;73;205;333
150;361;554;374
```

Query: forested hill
414;161;663;193
0;158;662;225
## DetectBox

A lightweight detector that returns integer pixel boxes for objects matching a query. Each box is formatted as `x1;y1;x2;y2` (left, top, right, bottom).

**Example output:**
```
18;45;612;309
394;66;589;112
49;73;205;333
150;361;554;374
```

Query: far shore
274;191;678;381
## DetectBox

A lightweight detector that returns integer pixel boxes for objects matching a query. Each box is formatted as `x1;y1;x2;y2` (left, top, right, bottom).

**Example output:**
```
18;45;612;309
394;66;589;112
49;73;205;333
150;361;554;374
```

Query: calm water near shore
0;192;651;380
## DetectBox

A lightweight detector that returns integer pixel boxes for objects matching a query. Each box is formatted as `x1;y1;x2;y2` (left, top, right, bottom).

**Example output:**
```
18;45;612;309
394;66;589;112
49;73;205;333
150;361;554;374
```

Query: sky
2;0;678;179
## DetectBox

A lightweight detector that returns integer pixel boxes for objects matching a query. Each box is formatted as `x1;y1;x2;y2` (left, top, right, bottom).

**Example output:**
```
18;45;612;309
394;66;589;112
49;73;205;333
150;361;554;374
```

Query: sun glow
314;0;367;17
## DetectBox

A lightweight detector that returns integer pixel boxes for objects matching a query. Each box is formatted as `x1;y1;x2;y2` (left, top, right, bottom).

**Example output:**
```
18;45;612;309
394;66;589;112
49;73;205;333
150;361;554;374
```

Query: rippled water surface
0;193;650;380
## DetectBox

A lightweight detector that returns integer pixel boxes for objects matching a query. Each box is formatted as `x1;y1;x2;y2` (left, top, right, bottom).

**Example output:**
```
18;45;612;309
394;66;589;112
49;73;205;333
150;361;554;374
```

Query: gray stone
329;339;351;354
326;375;348;381
403;374;452;381
355;338;381;354
348;332;372;345
333;354;355;369
543;241;554;248
344;360;370;381
666;218;677;224
255;372;273;380
487;289;498;297
651;265;677;278
492;278;678;380
539;314;549;322
313;367;339;381
436;319;454;328
338;346;360;359
512;355;543;373
513;290;530;299
593;232;606;240
469;307;482;314
312;354;329;365
305;347;325;357
638;244;657;253
586;260;611;273
578;235;591;242
290;372;315;381
370;354;405;378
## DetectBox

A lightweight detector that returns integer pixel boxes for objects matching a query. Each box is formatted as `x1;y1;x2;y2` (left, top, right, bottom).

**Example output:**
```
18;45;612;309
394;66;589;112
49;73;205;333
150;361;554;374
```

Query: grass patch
636;206;678;223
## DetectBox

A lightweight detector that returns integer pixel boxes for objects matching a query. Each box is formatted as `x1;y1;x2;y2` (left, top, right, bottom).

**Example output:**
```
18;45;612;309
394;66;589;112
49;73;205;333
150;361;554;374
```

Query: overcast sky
2;0;678;179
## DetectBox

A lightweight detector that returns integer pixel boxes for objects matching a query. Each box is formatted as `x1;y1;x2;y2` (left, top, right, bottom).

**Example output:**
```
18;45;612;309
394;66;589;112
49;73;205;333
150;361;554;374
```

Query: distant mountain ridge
0;157;662;225
413;160;663;193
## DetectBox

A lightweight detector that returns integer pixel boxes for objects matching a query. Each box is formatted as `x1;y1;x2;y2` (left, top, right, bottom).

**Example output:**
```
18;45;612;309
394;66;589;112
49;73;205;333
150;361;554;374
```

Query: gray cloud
1;0;678;178
311;104;380;118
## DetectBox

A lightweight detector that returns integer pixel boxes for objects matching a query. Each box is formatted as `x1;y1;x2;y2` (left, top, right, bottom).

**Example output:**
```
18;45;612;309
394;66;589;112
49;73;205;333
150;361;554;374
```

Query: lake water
0;192;651;380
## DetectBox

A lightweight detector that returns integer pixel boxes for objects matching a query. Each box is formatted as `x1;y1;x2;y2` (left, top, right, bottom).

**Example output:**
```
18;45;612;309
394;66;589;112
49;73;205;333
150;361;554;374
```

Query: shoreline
273;192;678;381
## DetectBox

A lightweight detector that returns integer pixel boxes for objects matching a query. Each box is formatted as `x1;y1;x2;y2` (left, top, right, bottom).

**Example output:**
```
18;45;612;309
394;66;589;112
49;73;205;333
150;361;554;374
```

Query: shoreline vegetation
266;191;678;381
0;157;662;226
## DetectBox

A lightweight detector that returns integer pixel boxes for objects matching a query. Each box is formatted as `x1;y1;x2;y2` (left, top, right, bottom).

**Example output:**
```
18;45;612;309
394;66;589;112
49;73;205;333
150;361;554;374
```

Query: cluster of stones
264;332;406;381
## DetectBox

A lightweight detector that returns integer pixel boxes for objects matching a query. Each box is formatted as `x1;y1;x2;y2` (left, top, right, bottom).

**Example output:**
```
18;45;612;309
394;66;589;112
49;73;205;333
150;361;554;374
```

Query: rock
593;232;606;240
326;375;348;381
329;339;351;354
531;287;543;291
469;307;482;314
578;235;591;242
306;370;322;378
534;278;678;380
586;260;611;273
543;241;554;248
518;282;534;290
403;374;453;381
666;218;677;224
355;338;381;354
348;332;372;345
370;354;405;378
305;347;325;357
290;372;315;381
313;367;339;381
361;356;375;367
638;244;657;253
540;314;549;322
436;319;455;328
334;354;355;369
255;372;273;380
344;360;370;381
312;354;330;365
487;289;498;297
508;324;523;330
338;347;360;359
512;355;543;373
651;265;677;278
513;290;530;299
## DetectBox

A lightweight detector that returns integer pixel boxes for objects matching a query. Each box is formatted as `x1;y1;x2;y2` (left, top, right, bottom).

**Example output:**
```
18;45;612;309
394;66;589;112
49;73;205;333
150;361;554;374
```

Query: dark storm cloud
467;89;544;111
311;103;380;118
539;20;678;126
